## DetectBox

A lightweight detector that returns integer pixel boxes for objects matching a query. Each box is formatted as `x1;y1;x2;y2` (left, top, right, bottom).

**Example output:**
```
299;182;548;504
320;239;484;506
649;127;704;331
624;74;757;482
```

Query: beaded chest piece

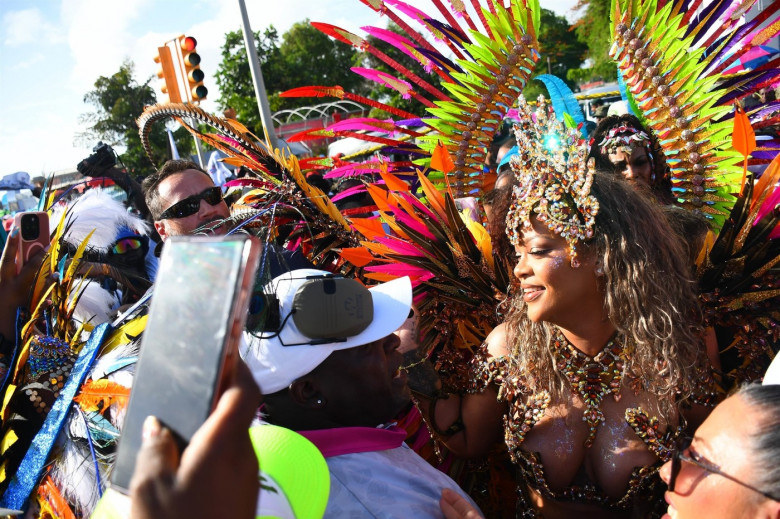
551;328;629;447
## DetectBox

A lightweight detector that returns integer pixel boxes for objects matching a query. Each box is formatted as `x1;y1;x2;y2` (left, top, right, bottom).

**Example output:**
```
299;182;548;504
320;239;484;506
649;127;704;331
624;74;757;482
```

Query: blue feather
533;74;585;128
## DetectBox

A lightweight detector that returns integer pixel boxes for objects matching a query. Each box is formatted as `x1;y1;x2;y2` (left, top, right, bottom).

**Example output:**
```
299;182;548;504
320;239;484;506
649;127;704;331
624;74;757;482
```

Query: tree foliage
214;22;368;134
78;60;192;176
523;8;588;99
570;0;617;84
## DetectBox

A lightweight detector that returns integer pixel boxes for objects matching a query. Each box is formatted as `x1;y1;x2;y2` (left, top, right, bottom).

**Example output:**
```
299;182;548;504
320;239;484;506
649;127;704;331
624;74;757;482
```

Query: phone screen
111;236;259;492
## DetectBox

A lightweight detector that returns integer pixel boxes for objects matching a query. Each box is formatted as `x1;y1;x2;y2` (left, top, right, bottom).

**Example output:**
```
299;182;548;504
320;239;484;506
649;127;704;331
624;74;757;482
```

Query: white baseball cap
242;269;412;394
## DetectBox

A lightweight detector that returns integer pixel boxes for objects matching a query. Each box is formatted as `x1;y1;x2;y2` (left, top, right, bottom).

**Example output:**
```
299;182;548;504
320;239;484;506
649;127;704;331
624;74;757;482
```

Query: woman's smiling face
512;217;603;327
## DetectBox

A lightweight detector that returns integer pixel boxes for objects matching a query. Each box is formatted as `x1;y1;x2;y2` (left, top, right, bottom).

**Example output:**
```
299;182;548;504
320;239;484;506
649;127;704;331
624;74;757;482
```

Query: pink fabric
299;426;406;458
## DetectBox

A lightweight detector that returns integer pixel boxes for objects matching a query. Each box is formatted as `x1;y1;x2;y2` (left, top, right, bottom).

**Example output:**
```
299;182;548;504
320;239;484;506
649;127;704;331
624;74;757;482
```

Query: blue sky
0;0;579;176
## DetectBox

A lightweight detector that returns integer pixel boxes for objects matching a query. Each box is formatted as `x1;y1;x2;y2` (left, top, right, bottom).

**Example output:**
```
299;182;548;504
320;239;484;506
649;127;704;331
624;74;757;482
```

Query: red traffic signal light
181;36;197;52
179;35;207;102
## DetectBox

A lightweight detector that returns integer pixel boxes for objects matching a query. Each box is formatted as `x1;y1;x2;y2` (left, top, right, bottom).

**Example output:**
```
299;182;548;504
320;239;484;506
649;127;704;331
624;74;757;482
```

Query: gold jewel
552;328;627;447
506;95;599;264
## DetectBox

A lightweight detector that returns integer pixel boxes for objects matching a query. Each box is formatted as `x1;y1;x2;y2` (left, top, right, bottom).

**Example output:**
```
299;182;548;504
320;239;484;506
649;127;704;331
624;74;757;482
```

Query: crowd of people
2;0;780;517
0;101;777;518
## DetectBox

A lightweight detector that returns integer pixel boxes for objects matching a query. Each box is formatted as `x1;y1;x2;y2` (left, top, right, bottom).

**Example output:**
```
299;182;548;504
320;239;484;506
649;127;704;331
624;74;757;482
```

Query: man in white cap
243;269;480;518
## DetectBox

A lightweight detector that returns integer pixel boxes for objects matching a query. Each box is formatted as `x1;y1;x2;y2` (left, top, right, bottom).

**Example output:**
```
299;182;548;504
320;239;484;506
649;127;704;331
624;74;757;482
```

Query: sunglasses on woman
111;237;144;255
158;186;223;220
668;438;778;501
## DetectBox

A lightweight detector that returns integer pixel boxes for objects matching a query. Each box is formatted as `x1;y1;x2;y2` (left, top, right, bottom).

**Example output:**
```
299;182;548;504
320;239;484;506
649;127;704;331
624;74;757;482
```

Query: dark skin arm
406;323;508;459
97;166;150;219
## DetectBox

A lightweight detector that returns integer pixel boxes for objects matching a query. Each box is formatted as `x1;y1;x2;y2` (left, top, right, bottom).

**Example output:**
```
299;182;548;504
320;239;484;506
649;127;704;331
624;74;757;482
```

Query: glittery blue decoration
0;323;110;511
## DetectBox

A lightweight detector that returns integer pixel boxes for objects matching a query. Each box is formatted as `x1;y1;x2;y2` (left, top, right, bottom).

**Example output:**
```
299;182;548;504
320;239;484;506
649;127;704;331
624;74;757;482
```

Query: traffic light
154;46;182;103
179;35;207;102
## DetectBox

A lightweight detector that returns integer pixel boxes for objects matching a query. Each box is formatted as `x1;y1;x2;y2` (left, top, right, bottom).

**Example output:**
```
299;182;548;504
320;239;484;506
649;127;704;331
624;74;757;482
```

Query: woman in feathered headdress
412;98;718;518
588;113;675;205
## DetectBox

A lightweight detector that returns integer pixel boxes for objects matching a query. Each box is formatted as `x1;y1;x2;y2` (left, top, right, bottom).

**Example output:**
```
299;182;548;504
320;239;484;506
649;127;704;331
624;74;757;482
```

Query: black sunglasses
158;186;223;220
669;438;778;501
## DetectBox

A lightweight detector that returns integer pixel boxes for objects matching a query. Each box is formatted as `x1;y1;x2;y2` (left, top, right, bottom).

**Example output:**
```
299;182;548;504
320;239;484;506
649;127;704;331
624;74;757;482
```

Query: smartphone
110;235;260;493
13;211;49;274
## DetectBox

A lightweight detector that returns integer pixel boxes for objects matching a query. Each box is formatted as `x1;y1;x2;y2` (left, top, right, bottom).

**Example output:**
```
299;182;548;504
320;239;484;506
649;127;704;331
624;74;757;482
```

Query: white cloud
10;52;45;70
1;0;583;174
61;0;154;93
3;8;65;47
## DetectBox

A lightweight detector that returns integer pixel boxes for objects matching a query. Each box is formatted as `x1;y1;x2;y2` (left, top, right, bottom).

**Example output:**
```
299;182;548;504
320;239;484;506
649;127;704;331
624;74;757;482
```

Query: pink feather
374;235;428;256
388;209;437;240
324;161;386;179
365;263;435;282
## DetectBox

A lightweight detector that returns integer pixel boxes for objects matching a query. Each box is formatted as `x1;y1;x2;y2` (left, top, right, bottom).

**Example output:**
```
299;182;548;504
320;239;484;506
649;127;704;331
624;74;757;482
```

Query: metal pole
191;117;206;168
236;0;280;150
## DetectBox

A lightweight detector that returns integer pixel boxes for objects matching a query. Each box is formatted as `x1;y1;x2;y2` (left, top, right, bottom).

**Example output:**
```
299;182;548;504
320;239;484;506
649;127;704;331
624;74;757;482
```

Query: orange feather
74;379;131;413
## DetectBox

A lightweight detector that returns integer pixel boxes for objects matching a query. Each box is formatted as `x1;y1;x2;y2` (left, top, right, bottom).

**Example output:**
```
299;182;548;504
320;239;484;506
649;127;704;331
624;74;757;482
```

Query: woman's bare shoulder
484;322;511;359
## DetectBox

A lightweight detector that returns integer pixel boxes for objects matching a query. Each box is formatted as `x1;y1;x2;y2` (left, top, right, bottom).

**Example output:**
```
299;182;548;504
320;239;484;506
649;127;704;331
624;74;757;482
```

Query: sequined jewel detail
506;95;599;264
27;335;75;383
625;407;682;461
552;329;628;447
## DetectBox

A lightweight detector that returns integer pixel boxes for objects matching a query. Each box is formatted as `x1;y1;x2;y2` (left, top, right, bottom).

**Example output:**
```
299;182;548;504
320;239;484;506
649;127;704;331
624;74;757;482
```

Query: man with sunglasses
142;160;231;241
142;159;311;275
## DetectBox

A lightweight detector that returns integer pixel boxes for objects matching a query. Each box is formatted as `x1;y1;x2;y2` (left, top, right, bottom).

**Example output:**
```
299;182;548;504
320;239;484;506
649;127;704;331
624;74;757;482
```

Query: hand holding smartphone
13;212;49;274
111;235;260;493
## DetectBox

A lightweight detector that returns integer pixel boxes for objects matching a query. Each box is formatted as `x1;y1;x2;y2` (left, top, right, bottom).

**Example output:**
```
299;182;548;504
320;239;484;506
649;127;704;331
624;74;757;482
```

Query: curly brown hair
504;173;708;420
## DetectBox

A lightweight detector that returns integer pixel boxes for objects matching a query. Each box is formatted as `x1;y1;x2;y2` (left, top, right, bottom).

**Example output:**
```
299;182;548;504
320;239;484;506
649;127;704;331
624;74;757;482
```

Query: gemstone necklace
552;328;628;447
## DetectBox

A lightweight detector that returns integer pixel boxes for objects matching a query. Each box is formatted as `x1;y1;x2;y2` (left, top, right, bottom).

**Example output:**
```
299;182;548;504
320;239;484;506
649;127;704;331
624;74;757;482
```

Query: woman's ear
594;259;605;277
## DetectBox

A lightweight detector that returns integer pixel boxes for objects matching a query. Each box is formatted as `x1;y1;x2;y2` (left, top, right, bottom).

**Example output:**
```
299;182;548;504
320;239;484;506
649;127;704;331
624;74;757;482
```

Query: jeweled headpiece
507;96;599;264
598;124;650;156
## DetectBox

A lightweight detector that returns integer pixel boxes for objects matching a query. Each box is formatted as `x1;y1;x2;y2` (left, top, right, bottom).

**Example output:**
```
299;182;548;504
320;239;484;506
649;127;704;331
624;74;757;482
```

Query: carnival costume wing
696;154;780;385
345;166;513;388
0;196;146;516
609;0;780;230
282;0;540;199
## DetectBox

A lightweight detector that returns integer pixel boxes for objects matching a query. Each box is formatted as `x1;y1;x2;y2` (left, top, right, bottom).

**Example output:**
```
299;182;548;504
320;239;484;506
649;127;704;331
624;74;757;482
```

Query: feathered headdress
50;189;150;253
507;96;599;264
609;0;780;229
283;0;541;198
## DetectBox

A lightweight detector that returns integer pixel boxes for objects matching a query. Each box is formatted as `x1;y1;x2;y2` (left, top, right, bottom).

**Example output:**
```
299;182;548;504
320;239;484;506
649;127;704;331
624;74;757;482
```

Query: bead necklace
552;328;628;447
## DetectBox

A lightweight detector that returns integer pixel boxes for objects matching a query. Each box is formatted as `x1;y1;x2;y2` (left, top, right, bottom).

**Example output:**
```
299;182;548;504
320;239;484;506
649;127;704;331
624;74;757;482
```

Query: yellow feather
101;315;147;355
64;229;95;283
462;211;494;272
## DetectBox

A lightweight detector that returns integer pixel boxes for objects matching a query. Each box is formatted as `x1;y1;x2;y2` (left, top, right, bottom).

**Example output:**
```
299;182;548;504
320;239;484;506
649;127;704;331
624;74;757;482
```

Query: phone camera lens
20;213;40;241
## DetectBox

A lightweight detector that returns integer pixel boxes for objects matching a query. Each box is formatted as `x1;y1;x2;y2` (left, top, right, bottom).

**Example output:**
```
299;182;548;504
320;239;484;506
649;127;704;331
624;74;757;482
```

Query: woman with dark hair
660;383;780;519
588;114;675;205
439;383;780;519
410;99;717;518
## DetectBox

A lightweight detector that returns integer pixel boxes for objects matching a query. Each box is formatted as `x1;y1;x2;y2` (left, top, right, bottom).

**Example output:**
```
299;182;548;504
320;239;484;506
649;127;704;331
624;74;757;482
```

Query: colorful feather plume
609;0;780;229
284;0;540;199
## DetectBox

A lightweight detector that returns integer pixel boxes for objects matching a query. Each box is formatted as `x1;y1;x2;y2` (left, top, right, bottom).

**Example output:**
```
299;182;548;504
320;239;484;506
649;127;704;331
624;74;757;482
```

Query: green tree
215;27;283;132
570;0;616;84
215;22;368;134
78;60;193;175
523;8;588;99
